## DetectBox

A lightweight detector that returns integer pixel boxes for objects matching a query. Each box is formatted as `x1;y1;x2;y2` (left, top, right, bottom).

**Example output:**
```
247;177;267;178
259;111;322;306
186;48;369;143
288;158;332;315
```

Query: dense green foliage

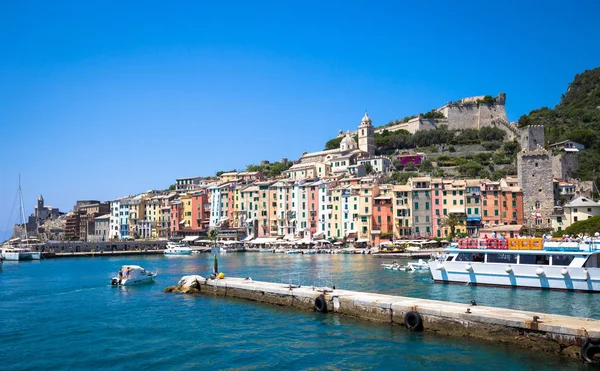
324;137;343;150
555;216;600;237
420;109;445;120
518;67;600;183
380;115;417;128
246;161;293;177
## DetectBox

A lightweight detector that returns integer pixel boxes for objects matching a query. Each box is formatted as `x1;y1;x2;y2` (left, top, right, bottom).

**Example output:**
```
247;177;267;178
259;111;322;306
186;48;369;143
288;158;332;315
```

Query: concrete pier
189;276;600;362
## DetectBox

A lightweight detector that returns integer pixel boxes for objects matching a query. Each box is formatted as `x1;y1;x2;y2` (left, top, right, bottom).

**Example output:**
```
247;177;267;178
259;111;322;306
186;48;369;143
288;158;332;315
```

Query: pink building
431;178;445;238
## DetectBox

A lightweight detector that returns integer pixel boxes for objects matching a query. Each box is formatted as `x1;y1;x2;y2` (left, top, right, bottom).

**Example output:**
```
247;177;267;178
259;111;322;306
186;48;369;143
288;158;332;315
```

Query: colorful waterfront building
407;177;432;238
440;180;467;237
393;184;412;238
481;179;524;230
255;181;274;237
465;179;483;236
372;184;393;245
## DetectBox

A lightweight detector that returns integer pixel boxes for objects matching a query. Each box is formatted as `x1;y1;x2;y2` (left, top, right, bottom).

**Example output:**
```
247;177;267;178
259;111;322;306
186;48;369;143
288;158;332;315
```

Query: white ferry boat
429;237;600;292
164;241;193;255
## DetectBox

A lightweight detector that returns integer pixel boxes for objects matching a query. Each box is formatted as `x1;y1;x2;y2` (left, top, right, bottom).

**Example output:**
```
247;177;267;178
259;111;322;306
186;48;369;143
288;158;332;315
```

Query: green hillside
518;67;600;182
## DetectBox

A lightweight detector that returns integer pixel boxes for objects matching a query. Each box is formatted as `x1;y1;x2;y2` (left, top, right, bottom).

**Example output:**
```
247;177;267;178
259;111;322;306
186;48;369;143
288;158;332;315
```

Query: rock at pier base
163;275;206;294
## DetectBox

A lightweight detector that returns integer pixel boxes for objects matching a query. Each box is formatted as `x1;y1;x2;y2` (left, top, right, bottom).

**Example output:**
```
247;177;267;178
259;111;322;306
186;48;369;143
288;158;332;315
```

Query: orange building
372;184;394;245
481;179;524;230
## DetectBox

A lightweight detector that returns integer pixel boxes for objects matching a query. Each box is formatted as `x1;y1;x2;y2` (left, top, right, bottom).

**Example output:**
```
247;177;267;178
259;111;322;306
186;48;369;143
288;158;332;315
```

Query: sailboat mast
18;175;29;243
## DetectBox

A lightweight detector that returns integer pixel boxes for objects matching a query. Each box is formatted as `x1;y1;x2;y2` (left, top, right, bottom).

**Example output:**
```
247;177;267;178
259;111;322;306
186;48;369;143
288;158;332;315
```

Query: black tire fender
404;311;423;331
314;295;328;313
581;338;600;364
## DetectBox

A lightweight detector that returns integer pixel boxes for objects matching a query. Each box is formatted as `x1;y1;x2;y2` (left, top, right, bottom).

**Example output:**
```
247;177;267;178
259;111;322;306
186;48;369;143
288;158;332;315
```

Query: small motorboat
406;259;430;271
381;262;407;271
164;241;193;255
111;265;157;286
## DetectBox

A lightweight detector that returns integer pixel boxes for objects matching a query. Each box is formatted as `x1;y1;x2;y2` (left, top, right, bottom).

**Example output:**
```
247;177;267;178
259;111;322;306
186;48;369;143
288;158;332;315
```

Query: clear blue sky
1;0;599;237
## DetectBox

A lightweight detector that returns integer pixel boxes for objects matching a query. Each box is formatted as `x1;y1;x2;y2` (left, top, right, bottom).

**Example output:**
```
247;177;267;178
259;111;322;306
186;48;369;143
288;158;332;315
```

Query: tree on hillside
555;216;600;237
479;126;506;142
324;137;343;150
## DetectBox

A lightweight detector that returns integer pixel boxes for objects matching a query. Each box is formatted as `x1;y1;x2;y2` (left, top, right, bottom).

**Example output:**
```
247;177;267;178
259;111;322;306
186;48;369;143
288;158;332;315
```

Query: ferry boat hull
430;260;600;292
430;237;600;292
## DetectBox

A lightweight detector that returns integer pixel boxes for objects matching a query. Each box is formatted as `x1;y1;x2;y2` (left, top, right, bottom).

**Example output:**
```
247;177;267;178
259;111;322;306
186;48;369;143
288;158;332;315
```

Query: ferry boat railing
452;237;600;252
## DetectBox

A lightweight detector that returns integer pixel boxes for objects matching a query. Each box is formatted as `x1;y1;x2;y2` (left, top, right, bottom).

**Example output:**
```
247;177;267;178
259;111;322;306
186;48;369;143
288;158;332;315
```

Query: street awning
356;238;369;243
182;236;199;242
346;230;356;236
219;217;228;222
179;220;186;225
242;235;254;241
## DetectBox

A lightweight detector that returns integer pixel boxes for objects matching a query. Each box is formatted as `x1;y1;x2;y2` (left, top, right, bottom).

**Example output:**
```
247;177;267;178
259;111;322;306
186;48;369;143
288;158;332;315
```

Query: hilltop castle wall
366;93;516;140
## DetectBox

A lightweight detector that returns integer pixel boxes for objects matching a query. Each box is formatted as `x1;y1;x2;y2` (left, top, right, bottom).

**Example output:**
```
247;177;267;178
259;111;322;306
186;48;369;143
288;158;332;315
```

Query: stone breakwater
165;276;600;363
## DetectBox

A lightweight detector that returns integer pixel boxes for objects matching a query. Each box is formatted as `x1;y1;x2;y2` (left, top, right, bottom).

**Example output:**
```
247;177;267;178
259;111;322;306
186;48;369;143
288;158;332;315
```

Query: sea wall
176;276;600;363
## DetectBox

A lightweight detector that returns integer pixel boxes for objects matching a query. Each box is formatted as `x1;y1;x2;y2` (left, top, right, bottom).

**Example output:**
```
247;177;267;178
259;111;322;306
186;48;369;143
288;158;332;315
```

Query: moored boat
0;246;41;261
111;265;157;286
406;259;430;271
429;237;600;292
381;262;407;271
164;241;193;255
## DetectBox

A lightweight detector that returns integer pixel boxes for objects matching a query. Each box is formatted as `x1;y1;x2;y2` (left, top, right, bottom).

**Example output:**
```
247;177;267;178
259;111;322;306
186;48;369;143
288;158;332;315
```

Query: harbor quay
173;276;600;364
34;241;169;257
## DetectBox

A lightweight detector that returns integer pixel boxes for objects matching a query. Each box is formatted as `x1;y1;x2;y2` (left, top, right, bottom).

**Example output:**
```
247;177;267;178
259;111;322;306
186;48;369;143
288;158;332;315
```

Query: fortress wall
444;103;509;131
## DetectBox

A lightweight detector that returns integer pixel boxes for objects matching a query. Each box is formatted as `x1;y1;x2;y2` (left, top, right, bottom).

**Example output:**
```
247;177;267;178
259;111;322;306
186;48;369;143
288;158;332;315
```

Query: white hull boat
430;238;600;292
1;247;41;261
381;263;407;271
407;259;430;271
111;265;157;286
164;242;193;255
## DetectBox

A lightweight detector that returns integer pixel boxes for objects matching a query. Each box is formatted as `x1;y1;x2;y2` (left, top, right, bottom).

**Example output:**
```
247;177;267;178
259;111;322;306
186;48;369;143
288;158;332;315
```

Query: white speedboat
111;265;157;286
406;259;430;271
1;246;41;261
429;237;600;292
381;262;407;271
164;241;193;255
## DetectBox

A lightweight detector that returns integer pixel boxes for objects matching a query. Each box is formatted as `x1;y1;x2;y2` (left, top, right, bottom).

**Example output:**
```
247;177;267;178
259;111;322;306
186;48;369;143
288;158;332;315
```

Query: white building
209;184;222;228
358;156;391;174
109;198;122;240
563;196;600;227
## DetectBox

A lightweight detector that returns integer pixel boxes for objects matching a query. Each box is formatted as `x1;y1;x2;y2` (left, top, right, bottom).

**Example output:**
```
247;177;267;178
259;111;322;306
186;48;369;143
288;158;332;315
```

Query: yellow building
393;184;412;238
440;179;467;237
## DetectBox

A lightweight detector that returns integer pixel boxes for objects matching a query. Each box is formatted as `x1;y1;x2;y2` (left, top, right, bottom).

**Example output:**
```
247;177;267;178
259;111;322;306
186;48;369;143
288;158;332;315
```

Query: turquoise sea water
0;253;594;370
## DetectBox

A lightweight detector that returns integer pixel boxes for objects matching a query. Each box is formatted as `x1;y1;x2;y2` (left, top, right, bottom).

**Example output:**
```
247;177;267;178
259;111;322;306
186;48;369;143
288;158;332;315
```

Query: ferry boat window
487;253;517;264
456;253;485;262
584;255;599;268
551;255;575;266
519;255;549;265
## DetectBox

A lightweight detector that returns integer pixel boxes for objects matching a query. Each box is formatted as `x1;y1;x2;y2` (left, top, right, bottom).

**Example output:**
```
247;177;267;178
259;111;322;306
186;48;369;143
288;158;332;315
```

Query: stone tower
36;195;44;219
520;125;545;152
517;126;554;230
358;112;375;156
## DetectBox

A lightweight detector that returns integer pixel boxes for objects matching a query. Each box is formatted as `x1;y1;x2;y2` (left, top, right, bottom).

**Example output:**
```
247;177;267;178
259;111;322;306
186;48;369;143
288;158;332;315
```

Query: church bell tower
358;112;375;156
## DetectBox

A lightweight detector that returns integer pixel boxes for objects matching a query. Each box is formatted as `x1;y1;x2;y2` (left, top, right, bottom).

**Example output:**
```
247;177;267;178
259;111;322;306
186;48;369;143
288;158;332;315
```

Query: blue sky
0;0;599;237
